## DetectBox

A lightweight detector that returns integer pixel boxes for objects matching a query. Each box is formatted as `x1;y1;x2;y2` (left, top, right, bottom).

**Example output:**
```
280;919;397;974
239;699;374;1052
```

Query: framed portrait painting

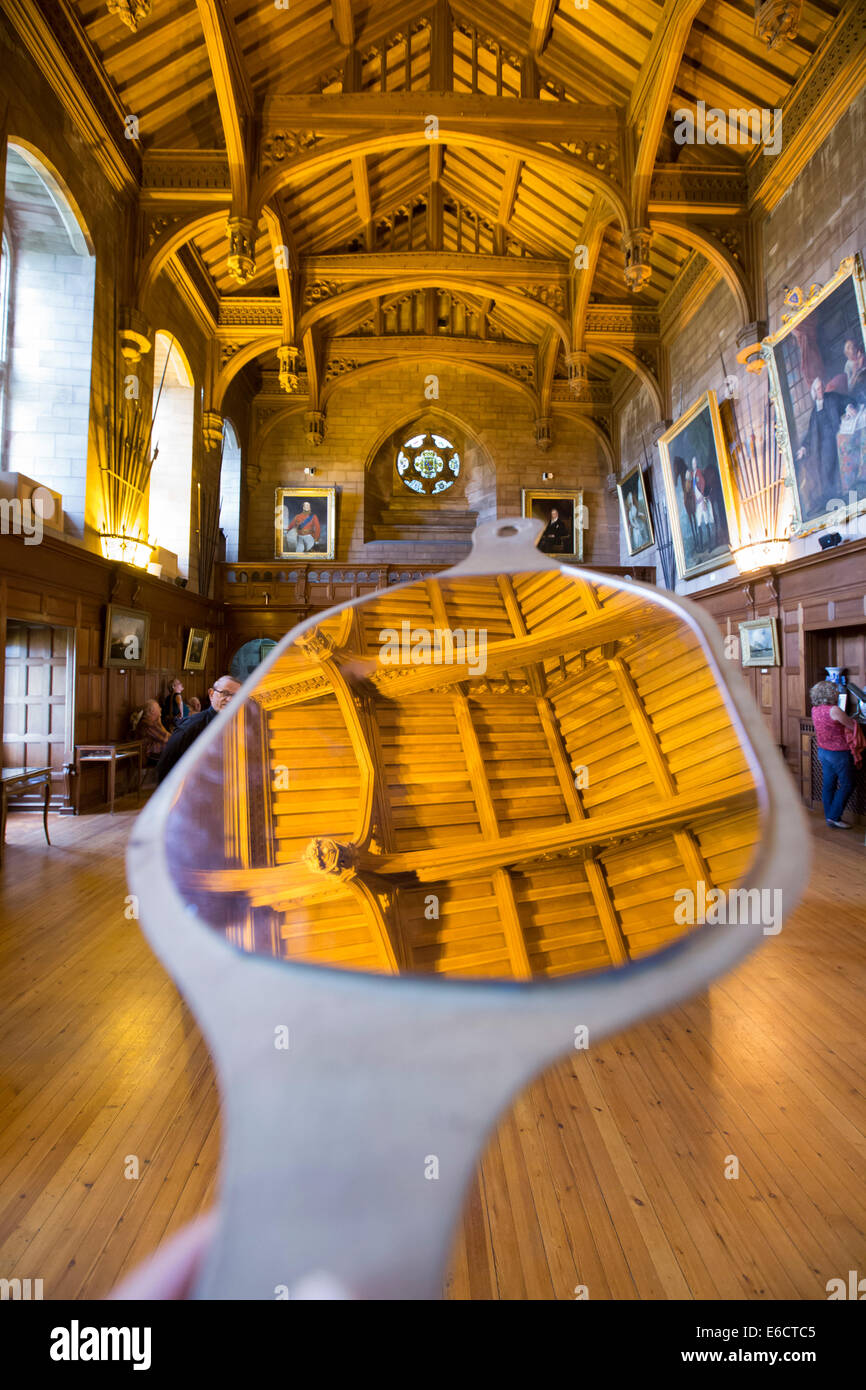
522;489;585;561
103;605;150;669
762;254;866;534
183;628;210;672
274;487;336;561
739;617;781;668
617;465;655;556
657;391;737;580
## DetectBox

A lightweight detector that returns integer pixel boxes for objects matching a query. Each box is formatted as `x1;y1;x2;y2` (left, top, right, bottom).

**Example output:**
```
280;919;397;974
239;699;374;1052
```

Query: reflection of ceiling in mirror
166;571;761;982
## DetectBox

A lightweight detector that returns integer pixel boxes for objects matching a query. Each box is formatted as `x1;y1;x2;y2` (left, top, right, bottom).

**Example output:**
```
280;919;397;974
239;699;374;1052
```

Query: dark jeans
818;746;856;822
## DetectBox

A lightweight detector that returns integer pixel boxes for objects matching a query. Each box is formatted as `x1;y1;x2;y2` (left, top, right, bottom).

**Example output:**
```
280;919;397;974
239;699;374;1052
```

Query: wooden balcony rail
217;562;446;609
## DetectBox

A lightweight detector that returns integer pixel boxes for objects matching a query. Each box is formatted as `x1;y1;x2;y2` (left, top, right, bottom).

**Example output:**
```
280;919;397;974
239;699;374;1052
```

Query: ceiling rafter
331;0;355;49
195;0;253;212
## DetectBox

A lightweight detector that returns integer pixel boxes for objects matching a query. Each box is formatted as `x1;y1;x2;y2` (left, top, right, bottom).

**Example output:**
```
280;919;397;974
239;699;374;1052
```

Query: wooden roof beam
332;0;355;47
195;0;253;212
261;203;298;344
352;156;375;250
357;783;756;882
529;0;556;57
358;602;669;699
625;0;704;288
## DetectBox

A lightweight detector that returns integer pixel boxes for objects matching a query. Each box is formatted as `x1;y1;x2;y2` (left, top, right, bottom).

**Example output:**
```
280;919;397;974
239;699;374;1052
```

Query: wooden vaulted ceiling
59;0;850;406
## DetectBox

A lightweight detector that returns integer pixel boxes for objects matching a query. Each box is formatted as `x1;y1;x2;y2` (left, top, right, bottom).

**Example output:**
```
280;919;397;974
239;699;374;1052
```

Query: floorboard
0;799;863;1299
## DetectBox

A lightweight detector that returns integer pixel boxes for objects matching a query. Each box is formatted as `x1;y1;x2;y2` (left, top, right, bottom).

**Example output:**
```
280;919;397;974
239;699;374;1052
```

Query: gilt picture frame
739;617;781;668
274;487;336;561
761;254;866;537
617;464;655;557
183;628;210;672
522;489;585;561
657;391;737;580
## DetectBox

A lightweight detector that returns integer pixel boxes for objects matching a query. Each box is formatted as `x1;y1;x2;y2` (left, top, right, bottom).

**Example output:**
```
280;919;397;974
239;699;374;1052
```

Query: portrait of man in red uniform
284;499;321;552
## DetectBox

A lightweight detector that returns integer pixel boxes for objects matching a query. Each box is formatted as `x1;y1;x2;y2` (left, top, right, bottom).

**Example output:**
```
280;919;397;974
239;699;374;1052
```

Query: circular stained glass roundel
396;431;460;496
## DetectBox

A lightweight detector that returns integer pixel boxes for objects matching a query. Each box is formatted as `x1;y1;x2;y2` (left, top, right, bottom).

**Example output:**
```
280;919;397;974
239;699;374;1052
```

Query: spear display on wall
197;424;224;598
98;312;173;564
727;379;788;569
643;430;676;590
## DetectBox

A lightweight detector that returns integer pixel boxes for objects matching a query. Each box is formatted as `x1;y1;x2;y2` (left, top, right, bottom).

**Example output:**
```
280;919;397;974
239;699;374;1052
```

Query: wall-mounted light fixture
304;466;317;476
542;472;554;481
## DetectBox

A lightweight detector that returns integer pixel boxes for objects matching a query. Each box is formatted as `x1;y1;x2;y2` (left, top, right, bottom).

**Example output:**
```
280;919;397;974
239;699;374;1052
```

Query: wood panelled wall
689;537;866;779
0;531;223;805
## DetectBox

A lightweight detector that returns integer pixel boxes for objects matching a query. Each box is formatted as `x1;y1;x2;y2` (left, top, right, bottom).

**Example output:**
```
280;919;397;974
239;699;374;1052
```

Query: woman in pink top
810;680;858;827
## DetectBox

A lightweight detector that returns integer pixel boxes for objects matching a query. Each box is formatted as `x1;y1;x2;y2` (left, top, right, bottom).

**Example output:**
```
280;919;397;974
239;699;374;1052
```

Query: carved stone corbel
305;410;326;447
202;411;224;453
566;350;590;400
278;345;300;394
227;215;256;285
535;417;553;451
118;307;152;365
735;321;768;375
622;228;653;293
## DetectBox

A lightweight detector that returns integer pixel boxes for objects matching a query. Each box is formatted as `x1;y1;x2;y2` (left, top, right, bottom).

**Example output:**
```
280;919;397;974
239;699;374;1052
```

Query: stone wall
247;360;618;565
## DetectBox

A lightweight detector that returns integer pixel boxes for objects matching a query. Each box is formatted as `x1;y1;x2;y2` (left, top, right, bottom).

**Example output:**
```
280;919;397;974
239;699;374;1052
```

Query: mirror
165;569;762;980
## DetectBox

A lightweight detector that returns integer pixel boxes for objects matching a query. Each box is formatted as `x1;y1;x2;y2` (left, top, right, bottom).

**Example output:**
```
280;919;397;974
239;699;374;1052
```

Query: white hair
811;377;823;400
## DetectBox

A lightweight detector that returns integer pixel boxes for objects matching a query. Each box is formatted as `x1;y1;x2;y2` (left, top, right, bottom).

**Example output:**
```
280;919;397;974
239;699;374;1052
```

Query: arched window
1;144;96;537
149;332;194;579
396;431;461;495
0;230;11;452
220;418;242;562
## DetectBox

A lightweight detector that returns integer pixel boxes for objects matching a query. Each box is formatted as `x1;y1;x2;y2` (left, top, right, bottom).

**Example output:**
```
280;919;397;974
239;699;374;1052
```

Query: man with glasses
155;676;241;785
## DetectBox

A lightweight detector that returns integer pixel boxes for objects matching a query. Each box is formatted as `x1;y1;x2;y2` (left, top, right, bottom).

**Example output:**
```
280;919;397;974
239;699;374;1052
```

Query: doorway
3;621;75;804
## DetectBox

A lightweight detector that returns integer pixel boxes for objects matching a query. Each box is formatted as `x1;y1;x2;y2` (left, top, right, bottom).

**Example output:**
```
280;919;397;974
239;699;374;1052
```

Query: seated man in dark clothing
155;675;241;784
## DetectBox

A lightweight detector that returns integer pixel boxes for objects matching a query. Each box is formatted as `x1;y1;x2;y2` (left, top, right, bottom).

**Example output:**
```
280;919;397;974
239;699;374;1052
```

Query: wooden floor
0;800;864;1300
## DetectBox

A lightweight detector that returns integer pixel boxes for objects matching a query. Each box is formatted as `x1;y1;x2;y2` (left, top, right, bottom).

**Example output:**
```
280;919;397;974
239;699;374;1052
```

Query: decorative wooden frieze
559;139;619;178
260;131;321;174
551;380;610;405
649;167;748;209
519;284;566;314
303;280;344;307
142;152;231;191
622;228;653;292
584;306;660;336
145;212;183;248
325;357;363;381
219;299;283;328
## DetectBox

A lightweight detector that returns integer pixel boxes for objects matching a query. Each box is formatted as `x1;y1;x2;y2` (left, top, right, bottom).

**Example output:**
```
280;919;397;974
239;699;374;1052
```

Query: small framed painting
522;489;585;561
617;465;655;556
103;605;150;669
739;617;781;668
275;487;336;561
183;628;210;672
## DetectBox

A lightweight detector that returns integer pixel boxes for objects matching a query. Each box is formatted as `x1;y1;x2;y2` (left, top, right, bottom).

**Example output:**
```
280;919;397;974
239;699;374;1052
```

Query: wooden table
1;767;52;867
73;742;143;815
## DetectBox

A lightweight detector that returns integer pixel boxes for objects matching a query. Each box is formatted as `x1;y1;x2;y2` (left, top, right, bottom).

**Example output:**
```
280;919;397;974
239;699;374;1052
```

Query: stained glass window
396;432;460;496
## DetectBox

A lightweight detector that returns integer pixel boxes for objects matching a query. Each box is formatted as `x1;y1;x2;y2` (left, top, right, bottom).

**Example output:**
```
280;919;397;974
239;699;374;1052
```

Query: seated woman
810;680;859;828
136;698;172;768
